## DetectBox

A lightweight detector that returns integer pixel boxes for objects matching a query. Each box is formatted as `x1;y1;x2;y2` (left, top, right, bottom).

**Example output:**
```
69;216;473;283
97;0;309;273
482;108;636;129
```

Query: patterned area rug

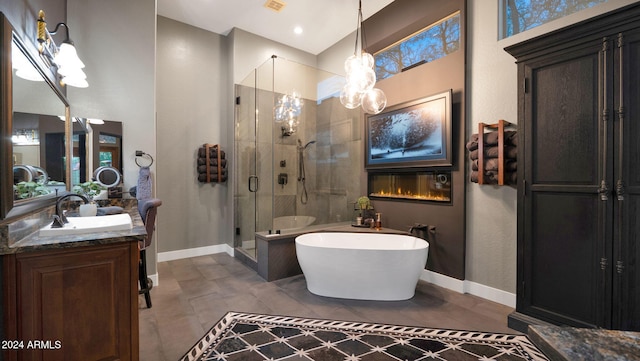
180;312;549;361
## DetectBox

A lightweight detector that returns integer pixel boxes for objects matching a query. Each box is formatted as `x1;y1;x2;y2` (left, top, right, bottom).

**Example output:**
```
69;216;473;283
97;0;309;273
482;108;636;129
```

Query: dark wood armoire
505;4;640;332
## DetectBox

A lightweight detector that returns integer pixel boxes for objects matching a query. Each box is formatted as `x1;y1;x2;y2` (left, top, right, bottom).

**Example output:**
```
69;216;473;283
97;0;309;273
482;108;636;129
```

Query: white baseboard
420;270;466;293
155;246;514;307
152;244;234;286
420;270;516;308
157;244;234;262
149;273;158;287
464;280;516;308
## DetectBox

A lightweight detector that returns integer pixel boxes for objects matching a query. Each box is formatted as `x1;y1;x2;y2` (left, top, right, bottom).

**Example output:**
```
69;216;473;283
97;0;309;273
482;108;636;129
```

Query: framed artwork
365;89;452;169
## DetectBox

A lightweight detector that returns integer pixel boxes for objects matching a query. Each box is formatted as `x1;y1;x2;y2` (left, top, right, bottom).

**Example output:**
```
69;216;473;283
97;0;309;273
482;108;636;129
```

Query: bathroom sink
39;213;133;237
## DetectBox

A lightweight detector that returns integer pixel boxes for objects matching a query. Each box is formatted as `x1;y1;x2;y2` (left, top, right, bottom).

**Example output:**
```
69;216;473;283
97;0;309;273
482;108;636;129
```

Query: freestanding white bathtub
295;232;429;301
273;216;315;232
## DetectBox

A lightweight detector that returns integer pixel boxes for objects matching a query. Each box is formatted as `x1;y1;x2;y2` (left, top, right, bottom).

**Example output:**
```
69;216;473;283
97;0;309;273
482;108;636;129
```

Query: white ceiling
157;0;395;55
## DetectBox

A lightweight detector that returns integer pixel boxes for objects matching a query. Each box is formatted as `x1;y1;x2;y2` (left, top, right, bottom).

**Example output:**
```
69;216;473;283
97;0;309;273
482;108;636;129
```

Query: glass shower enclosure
234;56;363;260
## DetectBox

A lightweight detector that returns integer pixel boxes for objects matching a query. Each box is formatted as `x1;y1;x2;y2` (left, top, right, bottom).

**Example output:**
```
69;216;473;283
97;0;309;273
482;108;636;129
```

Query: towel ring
135;151;154;167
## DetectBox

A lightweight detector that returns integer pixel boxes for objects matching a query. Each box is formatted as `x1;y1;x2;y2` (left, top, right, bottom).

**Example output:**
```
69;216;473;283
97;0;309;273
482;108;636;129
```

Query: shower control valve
278;173;288;187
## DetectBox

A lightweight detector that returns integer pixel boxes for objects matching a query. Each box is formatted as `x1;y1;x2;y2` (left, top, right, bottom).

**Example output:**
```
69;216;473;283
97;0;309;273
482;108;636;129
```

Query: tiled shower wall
235;83;362;248
273;95;362;226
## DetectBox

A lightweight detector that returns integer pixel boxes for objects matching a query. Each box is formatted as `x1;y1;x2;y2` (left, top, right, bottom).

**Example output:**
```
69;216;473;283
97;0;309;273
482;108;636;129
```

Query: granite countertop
528;325;640;361
1;200;146;254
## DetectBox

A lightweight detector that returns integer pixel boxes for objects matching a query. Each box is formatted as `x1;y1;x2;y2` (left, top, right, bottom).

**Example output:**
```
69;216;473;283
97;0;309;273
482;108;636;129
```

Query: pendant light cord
353;0;364;55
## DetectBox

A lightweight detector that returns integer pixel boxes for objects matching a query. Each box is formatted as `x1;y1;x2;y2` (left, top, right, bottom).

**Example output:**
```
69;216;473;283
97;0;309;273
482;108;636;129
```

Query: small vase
93;189;109;200
79;202;98;217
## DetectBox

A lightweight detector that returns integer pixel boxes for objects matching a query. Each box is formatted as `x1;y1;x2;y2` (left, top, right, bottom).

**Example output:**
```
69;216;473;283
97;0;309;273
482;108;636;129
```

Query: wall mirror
1;13;71;220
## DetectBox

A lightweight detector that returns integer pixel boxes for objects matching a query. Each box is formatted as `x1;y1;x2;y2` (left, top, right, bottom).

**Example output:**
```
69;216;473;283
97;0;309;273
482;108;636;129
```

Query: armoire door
507;3;640;332
614;28;640;331
518;40;612;329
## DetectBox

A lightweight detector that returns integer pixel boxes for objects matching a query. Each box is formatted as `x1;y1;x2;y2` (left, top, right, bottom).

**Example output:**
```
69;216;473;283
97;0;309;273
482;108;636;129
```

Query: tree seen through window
374;12;460;81
503;0;608;38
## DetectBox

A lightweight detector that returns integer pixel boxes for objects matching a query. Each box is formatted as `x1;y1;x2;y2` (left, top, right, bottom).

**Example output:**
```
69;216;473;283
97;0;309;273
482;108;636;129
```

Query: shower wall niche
234;56;362;259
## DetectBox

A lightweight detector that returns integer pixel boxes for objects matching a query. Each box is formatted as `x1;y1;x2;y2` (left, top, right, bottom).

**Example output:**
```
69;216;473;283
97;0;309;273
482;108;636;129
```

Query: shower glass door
234;56;363;261
234;58;274;259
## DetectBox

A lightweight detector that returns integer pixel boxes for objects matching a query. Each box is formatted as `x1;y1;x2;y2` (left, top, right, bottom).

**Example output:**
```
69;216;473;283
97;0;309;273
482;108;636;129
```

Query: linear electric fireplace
368;171;451;203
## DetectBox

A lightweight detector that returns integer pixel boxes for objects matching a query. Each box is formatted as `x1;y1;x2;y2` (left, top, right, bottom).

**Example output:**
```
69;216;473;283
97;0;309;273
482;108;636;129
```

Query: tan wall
155;16;230;252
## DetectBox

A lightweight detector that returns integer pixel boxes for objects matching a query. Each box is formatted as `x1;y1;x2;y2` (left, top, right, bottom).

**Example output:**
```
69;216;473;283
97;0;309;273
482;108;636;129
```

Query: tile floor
138;253;518;361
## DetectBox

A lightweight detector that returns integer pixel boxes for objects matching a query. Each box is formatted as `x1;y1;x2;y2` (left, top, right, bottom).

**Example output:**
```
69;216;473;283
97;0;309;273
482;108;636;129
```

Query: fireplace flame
371;189;450;202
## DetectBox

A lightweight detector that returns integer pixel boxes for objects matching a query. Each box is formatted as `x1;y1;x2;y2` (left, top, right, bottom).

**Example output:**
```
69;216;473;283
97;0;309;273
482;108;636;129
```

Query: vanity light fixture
58;116;103;124
340;0;386;114
12;42;45;82
36;10;88;88
58;116;78;122
11;129;40;145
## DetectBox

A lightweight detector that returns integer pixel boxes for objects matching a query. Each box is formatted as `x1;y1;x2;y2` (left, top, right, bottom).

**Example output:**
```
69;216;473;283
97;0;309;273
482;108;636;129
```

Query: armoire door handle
616;33;625;202
598;181;609;201
615;180;625;201
599;36;610;202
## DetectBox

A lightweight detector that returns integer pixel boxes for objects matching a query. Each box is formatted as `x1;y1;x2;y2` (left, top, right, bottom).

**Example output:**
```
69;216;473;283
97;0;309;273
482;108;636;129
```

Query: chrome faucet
51;193;89;228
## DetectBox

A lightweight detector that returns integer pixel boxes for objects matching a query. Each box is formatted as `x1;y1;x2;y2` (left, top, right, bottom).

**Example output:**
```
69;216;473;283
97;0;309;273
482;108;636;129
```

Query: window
374;12;460;81
99;134;118;144
502;0;608;38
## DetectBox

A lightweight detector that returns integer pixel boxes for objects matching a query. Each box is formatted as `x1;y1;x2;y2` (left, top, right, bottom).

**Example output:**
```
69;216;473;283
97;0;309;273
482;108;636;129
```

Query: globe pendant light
340;83;364;109
339;0;386;114
362;88;387;114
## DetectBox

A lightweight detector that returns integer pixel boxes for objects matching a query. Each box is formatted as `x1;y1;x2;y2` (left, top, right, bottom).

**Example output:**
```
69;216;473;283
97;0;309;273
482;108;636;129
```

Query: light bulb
344;54;361;73
54;42;85;69
16;67;45;82
361;88;387;114
60;67;88;88
274;104;287;122
275;93;303;122
340;83;363;109
62;77;89;88
57;64;87;78
346;66;376;93
360;52;375;69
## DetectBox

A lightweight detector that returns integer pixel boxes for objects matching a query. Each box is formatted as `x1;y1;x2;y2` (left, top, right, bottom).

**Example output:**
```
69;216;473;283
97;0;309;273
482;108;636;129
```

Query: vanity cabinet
506;4;640;332
2;241;139;361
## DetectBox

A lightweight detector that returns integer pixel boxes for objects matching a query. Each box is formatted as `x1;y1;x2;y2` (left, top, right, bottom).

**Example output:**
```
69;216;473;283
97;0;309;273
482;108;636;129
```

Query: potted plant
13;181;52;200
357;196;376;221
73;181;107;200
72;181;107;216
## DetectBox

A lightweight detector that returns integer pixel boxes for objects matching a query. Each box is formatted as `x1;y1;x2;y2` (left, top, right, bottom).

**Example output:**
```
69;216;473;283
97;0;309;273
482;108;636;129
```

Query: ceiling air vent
264;0;286;12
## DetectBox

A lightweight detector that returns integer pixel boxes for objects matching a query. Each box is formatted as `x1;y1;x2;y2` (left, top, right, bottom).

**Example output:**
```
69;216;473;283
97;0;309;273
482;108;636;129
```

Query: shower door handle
248;175;259;192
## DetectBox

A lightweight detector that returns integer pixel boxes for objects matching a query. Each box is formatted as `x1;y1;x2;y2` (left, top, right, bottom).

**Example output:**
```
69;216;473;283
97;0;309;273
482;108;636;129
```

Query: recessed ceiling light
294;26;303;35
